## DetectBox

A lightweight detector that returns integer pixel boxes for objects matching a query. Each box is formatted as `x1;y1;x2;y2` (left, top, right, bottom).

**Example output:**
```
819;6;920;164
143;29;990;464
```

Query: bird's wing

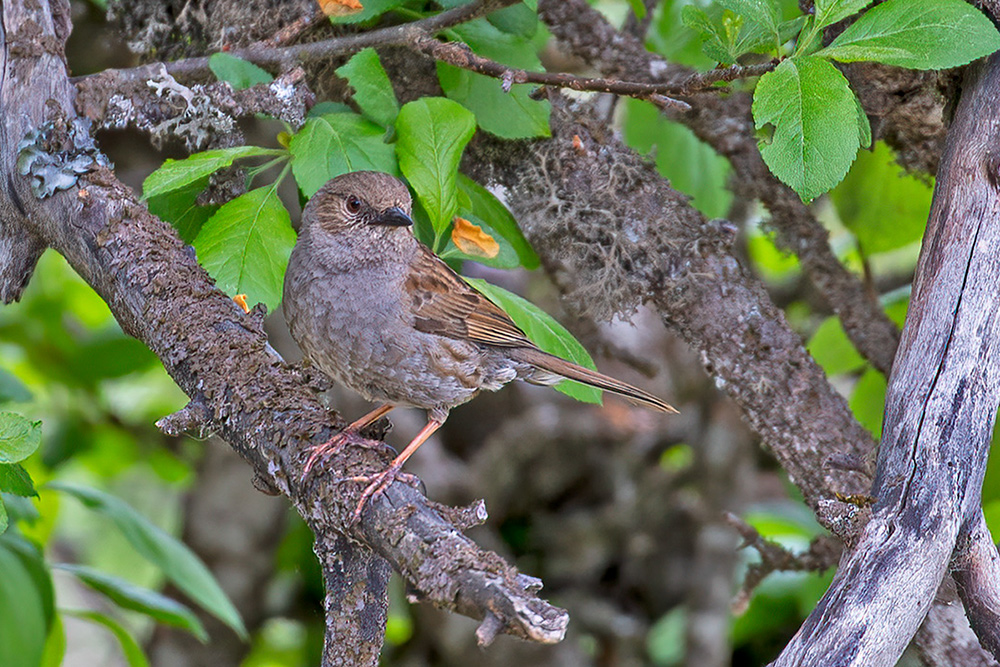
405;244;535;348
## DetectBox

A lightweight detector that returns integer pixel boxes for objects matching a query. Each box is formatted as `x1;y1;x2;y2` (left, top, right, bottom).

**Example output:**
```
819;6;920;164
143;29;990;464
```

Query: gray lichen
16;119;113;199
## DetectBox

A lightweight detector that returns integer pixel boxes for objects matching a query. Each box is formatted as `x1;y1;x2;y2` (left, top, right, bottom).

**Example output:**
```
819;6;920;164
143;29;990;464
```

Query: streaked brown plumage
283;171;676;517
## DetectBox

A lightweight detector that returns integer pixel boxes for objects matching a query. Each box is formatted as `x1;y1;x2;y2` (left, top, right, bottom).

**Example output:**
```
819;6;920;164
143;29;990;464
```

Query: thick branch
774;53;1000;666
76;66;315;145
0;0;47;302
954;511;1000;659
315;534;390;666
465;96;875;525
538;0;901;377
2;0;566;654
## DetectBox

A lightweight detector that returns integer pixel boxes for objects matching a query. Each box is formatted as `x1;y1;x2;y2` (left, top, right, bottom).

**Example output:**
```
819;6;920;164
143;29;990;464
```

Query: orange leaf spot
451;217;500;259
233;294;250;313
318;0;363;16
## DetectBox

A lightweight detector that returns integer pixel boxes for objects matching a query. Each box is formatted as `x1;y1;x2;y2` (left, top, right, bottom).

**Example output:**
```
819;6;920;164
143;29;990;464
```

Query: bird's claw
301;433;350;481
346;466;421;523
301;430;396;482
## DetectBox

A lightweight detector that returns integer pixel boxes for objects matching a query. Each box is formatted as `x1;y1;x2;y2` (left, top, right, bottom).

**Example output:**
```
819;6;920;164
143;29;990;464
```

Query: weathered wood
0;1;568;661
954;511;1000;658
0;0;48;302
774;52;1000;666
466;97;876;522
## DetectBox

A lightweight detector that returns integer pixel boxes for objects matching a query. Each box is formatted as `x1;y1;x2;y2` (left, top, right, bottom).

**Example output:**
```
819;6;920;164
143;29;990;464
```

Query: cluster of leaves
685;0;1000;201
1;442;242;667
0;476;245;667
0;254;245;666
147;28;603;402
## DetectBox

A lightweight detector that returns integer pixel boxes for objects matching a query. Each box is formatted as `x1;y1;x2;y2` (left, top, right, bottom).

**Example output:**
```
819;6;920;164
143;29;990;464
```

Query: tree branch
408;32;774;108
537;0;901;377
2;0;567;657
953;511;1000;660
464;95;876;526
773;52;1000;666
76;66;315;146
74;0;522;85
725;512;841;614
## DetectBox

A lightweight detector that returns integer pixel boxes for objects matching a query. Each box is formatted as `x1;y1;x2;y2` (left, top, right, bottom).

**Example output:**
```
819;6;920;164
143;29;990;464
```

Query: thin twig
71;0;521;84
675;62;776;92
725;512;841;614
410;34;693;110
74;0;770;112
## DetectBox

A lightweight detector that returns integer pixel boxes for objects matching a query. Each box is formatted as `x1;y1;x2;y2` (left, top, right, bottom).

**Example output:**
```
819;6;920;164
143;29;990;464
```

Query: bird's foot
301;430;387;481
344;464;422;523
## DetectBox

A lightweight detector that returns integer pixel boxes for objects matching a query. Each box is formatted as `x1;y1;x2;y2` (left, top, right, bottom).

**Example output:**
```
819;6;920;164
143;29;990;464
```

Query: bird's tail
509;347;678;414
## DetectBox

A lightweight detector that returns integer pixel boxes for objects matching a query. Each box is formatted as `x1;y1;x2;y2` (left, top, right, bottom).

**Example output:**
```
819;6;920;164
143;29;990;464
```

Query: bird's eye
345;196;362;214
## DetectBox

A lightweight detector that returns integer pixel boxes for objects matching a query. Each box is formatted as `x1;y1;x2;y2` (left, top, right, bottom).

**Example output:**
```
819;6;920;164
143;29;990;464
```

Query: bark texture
774;52;1000;667
1;3;566;664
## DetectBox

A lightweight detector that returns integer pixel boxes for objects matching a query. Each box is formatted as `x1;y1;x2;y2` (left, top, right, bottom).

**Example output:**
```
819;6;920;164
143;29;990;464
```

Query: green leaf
682;4;779;64
54;564;207;641
647;608;686;666
456;174;539;269
779;15;807;43
209;53;273;90
3;536;56;627
752;56;861;201
831;142;931;255
193;186;296;313
40;614;65;667
0;368;31;403
48;482;246;638
807;316;866;375
682;6;739;64
813;0;872;30
396;97;477;240
146;176;219;244
307;101;353;117
0;499;5;533
626;0;648;20
850;366;887;438
0;463;37;497
654;0;721;68
816;0;1000;69
327;0;405;24
854;92;872;149
437;20;551;139
69;332;158;382
718;0;780;45
623;99;733;219
0;537;49;667
464;279;602;404
487;2;538;37
0;412;41;464
64;610;149;667
289;113;398;198
335;48;400;128
143;146;278;200
1;495;38;527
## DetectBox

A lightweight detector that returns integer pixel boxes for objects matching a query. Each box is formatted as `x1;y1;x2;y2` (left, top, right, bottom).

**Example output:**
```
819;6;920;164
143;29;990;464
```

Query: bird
283;171;676;518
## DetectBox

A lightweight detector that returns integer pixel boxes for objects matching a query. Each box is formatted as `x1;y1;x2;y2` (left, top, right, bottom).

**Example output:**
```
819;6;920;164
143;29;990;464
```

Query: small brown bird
283;171;676;516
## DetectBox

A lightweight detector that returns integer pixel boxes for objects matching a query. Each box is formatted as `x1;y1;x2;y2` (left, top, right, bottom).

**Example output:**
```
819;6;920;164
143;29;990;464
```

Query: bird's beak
371;206;413;227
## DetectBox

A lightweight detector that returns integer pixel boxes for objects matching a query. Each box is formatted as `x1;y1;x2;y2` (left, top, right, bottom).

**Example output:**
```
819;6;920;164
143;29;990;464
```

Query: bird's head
302;171;414;239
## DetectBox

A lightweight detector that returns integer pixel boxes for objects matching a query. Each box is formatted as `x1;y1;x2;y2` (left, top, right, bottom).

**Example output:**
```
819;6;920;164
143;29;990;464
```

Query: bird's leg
350;417;444;521
302;403;395;479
